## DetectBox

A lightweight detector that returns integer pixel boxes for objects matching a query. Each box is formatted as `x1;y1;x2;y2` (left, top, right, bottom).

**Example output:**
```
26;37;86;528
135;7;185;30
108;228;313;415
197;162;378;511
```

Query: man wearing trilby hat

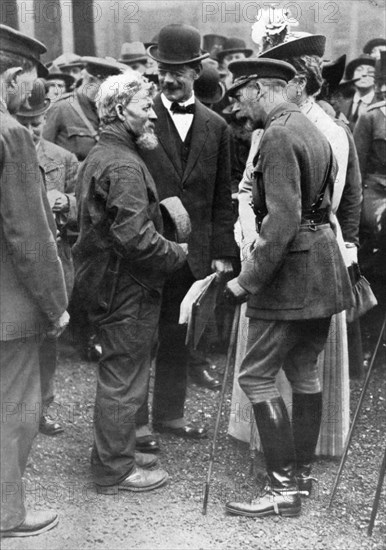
223;57;352;518
0;24;68;537
138;24;238;444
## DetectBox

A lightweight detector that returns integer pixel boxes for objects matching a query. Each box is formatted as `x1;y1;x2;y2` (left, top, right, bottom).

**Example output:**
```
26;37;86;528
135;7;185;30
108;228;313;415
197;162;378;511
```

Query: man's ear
115;103;126;122
4;67;23;89
193;64;203;80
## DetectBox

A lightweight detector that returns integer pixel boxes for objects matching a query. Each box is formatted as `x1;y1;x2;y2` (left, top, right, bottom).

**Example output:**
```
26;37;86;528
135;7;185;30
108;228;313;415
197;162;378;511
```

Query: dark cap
0;23;48;77
345;54;376;80
227;58;296;97
259;32;326;61
45;63;75;89
363;38;386;55
375;51;386;83
148;24;209;65
81;56;123;79
16;78;50;117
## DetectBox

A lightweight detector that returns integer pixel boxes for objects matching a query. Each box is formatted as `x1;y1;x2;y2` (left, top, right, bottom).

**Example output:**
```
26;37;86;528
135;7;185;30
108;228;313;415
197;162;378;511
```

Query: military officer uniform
223;58;353;520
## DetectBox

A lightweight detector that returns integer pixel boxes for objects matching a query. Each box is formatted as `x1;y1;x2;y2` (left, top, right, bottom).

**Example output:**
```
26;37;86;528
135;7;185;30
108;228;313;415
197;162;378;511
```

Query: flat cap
227;58;296;97
81;56;123;78
0;24;48;77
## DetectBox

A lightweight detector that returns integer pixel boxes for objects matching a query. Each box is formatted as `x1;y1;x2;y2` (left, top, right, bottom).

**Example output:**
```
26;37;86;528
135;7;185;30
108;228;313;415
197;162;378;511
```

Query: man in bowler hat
0;24;68;537
223;58;353;518
138;24;237;445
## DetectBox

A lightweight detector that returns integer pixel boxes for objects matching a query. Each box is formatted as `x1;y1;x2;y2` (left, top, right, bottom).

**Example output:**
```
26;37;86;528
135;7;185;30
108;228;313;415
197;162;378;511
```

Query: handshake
223;278;248;305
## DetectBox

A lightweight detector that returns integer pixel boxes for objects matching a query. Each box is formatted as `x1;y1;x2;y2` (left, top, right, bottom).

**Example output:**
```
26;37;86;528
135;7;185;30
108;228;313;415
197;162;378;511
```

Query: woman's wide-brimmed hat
345;54;376;80
363;37;386;55
194;65;225;105
216;38;253;63
259;32;326;60
17;78;51;117
148;24;209;65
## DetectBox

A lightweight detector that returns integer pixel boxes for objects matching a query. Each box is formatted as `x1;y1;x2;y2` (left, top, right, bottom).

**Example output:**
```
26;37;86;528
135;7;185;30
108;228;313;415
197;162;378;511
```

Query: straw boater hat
227;58;296;98
119;42;148;65
345;54;376;80
194;65;225;105
216;38;253;64
0;23;48;77
363;38;386;55
17;78;51;117
147;24;209;65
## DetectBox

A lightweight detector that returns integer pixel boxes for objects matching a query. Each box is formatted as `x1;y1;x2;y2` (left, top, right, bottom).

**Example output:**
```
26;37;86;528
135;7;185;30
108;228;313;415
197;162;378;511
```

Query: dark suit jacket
238;103;353;321
0;105;68;341
139;94;237;279
73;126;186;311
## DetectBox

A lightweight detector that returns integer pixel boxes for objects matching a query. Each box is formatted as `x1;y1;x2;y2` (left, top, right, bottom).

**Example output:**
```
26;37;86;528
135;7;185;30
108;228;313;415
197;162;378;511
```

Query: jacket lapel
181;101;209;185
153;95;184;178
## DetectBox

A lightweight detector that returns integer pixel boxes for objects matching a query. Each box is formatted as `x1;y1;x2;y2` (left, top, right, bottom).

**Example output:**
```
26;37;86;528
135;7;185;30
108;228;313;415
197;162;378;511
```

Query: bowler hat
259;32;326;60
17;78;50;117
216;38;253;63
345;54;375;80
81;56;123;78
363;38;386;55
322;54;346;93
45;63;75;89
144;34;159;50
119;42;148;65
0;23;48;78
227;58;296;98
148;24;209;65
194;65;225;105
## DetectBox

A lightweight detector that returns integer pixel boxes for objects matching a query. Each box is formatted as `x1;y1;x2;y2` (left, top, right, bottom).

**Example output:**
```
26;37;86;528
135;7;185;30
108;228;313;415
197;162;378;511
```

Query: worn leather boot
292;392;322;497
226;397;301;518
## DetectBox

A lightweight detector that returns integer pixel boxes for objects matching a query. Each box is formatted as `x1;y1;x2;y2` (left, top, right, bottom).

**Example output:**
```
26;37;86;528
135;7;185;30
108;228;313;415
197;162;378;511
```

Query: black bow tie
170;102;195;115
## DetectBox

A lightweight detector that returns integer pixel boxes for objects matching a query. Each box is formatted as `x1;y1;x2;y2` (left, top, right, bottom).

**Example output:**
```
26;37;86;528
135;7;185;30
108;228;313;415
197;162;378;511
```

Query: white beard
136;127;158;150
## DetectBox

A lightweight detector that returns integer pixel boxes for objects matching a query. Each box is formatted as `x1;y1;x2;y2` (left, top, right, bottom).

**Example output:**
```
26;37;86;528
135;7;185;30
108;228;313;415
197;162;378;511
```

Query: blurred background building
1;0;385;63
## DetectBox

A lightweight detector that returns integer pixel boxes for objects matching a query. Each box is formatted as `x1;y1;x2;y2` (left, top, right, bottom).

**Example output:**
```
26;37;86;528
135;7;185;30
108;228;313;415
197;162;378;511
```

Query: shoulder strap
69;96;99;139
311;144;335;211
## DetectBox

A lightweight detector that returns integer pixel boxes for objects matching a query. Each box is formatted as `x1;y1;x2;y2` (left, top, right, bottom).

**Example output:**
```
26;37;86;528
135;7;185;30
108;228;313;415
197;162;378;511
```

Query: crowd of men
0;19;385;537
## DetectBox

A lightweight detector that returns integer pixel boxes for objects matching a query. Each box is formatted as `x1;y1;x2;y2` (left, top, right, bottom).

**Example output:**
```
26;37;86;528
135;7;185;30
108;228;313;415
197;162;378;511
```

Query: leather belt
299;223;330;232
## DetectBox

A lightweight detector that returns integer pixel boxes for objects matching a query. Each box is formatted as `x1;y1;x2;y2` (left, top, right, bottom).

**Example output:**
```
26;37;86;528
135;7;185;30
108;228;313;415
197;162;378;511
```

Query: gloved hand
223;278;248;305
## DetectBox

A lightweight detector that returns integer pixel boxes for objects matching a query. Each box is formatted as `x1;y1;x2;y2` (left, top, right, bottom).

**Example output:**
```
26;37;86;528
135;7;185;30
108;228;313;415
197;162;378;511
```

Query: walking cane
329;313;386;508
368;444;386;536
202;304;241;515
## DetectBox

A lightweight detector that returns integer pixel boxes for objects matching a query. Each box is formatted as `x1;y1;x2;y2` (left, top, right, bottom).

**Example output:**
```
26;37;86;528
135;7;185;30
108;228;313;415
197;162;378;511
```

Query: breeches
238;317;331;403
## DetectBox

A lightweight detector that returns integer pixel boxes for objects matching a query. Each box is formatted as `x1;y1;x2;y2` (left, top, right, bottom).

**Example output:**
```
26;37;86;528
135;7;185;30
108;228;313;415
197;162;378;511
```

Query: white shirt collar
161;92;195;111
353;89;374;106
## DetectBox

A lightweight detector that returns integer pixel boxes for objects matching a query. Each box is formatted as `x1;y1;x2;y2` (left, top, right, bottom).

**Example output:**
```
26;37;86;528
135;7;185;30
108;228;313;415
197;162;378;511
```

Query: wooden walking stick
329;313;386;508
202;304;241;515
368;444;386;536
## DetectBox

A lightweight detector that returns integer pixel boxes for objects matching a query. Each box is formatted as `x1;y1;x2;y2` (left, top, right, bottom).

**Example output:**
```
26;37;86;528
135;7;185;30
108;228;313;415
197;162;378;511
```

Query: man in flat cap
223;58;352;518
0;24;68;537
74;70;187;492
137;24;238;445
43;56;123;361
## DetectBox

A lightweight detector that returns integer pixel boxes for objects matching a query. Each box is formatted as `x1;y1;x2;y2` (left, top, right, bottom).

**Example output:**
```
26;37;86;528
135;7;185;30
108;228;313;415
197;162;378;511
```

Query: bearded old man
73;71;187;493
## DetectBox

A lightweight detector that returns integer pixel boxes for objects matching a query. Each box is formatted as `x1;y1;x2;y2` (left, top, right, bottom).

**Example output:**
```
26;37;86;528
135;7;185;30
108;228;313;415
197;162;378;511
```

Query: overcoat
139;94;238;279
237;103;353;321
73;126;186;310
0;105;68;341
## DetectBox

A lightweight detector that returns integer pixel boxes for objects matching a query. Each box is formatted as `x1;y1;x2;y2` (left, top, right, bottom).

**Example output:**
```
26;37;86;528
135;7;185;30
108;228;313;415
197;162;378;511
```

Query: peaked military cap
0;23;48;77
